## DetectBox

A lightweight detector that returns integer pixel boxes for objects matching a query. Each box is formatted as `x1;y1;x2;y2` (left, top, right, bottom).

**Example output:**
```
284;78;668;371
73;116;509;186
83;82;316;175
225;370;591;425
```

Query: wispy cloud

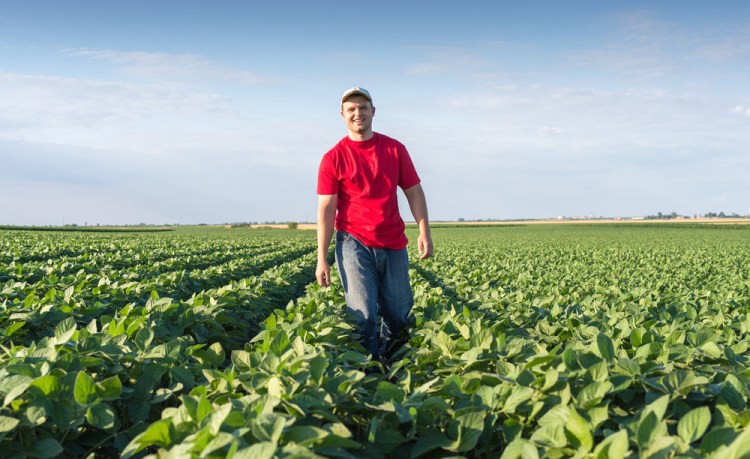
0;71;237;151
406;46;499;76
67;48;273;84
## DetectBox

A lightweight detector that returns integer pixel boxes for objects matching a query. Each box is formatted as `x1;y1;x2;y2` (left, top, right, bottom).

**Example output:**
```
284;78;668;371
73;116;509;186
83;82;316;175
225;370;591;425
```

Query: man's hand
316;260;331;286
418;232;433;259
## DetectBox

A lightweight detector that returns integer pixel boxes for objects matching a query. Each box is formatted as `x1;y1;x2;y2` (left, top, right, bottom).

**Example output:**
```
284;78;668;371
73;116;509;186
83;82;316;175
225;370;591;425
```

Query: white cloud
67;48;271;84
733;105;750;117
406;46;499;76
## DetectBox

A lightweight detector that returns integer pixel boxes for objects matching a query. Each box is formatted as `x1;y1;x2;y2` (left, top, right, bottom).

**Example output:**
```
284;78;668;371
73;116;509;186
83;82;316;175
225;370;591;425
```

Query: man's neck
348;130;374;142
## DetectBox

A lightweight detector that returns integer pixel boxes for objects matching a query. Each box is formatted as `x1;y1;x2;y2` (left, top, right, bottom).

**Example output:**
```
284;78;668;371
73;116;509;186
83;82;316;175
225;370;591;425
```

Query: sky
1;0;749;225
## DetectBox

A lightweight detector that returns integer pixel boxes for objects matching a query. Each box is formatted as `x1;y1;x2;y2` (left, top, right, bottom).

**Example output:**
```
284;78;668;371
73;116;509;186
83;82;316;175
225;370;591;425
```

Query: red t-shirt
317;132;421;250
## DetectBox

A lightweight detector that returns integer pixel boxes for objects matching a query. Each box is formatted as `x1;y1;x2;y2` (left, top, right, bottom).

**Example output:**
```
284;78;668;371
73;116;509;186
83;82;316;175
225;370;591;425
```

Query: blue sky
1;0;749;225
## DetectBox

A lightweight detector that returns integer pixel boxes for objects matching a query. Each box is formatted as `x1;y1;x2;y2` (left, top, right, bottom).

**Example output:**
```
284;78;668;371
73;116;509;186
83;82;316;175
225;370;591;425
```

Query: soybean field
1;224;750;458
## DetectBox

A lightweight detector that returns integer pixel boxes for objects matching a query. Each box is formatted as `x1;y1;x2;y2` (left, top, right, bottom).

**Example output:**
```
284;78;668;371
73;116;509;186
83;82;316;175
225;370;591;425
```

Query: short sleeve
317;153;339;195
398;145;421;189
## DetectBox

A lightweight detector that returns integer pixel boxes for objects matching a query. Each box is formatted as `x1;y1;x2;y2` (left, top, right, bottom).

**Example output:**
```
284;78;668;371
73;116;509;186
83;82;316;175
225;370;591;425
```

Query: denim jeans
335;231;413;359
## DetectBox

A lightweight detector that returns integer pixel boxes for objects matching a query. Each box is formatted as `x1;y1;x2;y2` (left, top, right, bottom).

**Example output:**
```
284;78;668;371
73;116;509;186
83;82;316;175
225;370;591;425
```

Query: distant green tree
287;222;299;230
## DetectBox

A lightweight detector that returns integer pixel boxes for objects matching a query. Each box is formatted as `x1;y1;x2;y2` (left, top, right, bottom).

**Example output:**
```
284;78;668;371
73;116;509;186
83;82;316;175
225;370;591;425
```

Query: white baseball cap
341;87;372;104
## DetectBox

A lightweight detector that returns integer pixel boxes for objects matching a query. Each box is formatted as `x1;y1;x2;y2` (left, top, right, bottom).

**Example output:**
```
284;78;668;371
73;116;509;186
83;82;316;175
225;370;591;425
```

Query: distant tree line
645;211;746;219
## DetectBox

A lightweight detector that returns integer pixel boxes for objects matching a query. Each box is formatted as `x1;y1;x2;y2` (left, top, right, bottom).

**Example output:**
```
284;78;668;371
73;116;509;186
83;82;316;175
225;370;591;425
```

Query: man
316;86;433;364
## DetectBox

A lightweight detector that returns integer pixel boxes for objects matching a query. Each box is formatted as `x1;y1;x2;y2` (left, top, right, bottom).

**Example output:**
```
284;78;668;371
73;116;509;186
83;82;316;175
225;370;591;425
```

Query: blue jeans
335;231;413;359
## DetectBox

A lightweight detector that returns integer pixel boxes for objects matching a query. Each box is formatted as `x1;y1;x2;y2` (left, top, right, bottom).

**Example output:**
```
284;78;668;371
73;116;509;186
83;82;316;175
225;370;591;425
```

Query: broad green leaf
96;376;123;401
233;442;276;459
283;425;328;446
267;376;283;398
637;412;659;448
411;430;453;457
578;381;613;408
644;435;677;459
531;423;567;448
376;381;405;403
596;333;616;361
593;430;629;459
644;394;670;422
3;375;31;407
134;327;154;352
63;285;74;304
232;351;252;371
451;409;487;452
206;403;231;436
54;316;77;344
565;407;593;453
30;438;63;459
0;415;20;432
87;402;117;430
74;371;98;405
701;427;736;454
252;413;286;443
29;375;60;397
5;321;25;337
136;418;174;449
721;383;746;411
538;405;569;426
718;426;750;459
372;427;405;453
500;438;540;459
678;406;711;444
310;355;329;384
503;385;535;414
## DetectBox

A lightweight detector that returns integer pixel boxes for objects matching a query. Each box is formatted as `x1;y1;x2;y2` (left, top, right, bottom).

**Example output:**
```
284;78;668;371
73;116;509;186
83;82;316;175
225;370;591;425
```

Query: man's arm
316;194;338;286
403;183;433;259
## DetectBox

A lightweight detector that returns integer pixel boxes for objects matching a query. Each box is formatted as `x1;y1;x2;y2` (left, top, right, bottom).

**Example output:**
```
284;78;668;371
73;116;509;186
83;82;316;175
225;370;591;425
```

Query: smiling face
341;95;375;140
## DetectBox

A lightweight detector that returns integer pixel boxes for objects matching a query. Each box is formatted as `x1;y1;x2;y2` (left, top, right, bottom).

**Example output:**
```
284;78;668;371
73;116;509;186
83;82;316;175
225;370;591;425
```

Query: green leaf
283;425;328;447
565;407;593;453
2;375;31;407
96;376;123;401
596;333;616;361
700;427;736;454
63;285;74;304
74;371;98;405
593;430;629;459
376;382;405;403
0;415;20;432
372;427;405;453
54;316;77;344
30;438;63;459
134;327;154;352
5;321;25;337
727;427;750;459
451;409;487;452
503;385;534;414
252;413;286;443
411;430;455;457
87;402;117;430
500;438;540;459
531;423;567;448
231;350;251;371
233;442;277;459
637;412;659;448
310;355;328;384
644;394;670;422
29;375;60;397
206;403;231;436
135;418;174;448
678;406;711;444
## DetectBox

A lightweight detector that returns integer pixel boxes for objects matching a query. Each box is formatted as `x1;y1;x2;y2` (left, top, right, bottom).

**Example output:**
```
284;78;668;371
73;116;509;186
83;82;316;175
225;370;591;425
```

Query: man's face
341;95;375;136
